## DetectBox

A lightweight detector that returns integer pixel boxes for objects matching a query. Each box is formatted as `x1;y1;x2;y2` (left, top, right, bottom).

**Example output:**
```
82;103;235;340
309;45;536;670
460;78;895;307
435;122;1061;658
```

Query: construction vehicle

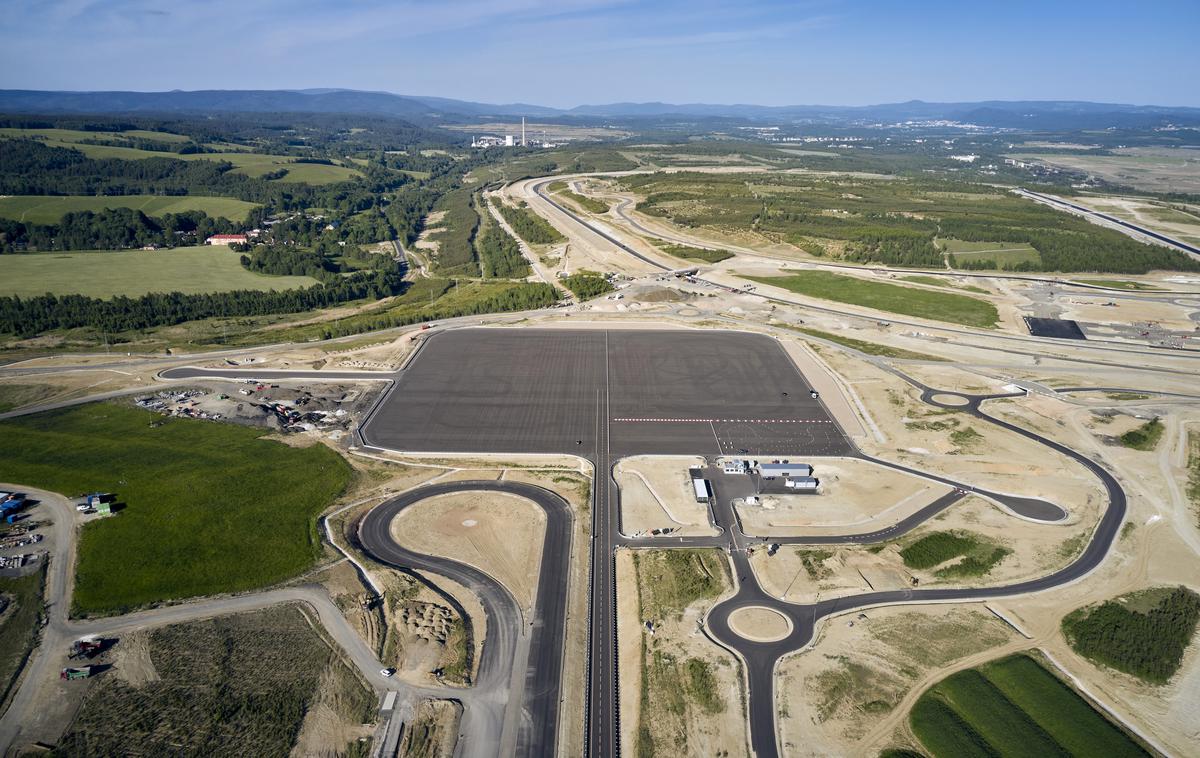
69;637;104;660
60;666;93;680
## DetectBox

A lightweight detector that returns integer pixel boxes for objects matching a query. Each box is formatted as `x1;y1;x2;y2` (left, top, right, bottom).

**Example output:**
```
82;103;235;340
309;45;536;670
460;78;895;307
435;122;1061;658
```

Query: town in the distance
1;2;1199;757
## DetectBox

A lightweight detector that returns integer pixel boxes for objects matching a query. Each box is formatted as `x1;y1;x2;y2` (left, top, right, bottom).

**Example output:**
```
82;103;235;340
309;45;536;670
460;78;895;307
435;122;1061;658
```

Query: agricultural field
1061;586;1200;683
51;606;375;756
620;171;1197;273
0;195;258;224
910;654;1148;757
0;246;318;298
0;565;46;711
0;403;353;614
745;271;1000;328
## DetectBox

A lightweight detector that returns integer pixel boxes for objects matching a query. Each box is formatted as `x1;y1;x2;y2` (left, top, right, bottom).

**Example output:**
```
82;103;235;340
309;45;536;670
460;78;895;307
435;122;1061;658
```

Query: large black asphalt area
361;328;852;457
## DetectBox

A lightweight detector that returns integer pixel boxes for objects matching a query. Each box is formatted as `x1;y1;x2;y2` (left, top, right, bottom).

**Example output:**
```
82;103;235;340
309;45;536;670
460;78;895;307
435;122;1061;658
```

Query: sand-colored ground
1060;296;1198;331
615;549;749;758
735;457;950;536
813;349;1106;515
729;606;792;641
615;455;717;536
776;606;1015;756
390;491;546;614
751;494;1094;603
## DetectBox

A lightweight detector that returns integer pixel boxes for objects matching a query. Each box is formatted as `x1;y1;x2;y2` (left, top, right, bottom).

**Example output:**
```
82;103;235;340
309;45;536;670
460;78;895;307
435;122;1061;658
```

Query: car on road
380;667;395;677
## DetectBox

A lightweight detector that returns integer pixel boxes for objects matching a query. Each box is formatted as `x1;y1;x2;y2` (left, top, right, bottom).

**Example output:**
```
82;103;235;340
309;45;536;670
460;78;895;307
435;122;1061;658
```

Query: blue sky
2;0;1197;107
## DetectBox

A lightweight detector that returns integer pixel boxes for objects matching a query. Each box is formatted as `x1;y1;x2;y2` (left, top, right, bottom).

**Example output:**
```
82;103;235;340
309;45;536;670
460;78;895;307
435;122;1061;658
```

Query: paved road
358;480;574;758
1017;188;1200;259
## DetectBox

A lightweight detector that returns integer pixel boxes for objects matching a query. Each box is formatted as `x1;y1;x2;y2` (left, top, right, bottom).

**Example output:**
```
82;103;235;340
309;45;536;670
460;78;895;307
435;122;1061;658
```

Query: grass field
549;181;610;214
911;654;1148;758
0;246;318;298
0;127;190;145
634;549;729;621
0;382;59;413
52;606;375;756
745;271;999;328
1075;278;1161;291
897;274;990;294
0;195;258;224
0;404;353;615
0;565;46;711
778;324;946;361
941;239;1042;265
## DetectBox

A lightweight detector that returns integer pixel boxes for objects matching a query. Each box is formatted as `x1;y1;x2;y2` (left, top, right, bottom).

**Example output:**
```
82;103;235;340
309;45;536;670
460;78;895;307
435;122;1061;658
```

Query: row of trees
476;208;530;278
495;199;564;245
0;269;406;337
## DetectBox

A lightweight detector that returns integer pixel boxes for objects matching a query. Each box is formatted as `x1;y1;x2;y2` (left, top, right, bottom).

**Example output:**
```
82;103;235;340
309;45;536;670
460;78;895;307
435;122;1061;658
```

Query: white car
380;668;395;678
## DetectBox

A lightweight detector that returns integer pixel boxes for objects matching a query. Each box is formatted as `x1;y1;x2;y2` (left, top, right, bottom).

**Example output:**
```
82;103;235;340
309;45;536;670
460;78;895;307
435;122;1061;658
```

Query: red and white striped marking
611;418;834;424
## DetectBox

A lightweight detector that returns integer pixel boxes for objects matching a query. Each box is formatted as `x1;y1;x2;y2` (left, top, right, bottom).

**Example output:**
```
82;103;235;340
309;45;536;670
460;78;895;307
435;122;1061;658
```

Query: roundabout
727;606;793;643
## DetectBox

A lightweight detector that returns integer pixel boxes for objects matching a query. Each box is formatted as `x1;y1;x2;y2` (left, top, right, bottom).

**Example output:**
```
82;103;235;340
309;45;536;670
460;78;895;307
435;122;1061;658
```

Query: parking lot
362;328;853;457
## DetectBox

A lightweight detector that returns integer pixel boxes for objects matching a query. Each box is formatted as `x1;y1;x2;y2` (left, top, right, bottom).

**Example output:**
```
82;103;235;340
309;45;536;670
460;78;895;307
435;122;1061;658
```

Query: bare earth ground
615;549;750;758
398;699;463;758
390;491;547;614
736;456;949;536
776;606;1015;756
615;455;718;536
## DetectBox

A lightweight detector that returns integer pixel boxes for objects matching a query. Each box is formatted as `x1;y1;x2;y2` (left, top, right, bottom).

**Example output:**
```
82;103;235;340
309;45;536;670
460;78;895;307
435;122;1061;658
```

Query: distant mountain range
2;88;1198;129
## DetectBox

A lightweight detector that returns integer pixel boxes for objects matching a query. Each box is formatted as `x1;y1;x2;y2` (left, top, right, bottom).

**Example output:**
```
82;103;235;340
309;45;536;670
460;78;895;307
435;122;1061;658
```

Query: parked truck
60;666;93;680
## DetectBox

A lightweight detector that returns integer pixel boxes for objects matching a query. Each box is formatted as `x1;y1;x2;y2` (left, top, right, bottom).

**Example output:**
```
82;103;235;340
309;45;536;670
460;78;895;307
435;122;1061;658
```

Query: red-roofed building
205;234;248;246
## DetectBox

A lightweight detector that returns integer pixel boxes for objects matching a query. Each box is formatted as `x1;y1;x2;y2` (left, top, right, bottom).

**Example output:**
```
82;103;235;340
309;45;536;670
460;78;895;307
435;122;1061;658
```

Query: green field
941;239;1042;265
911;654;1148;758
0;404;353;615
0;195;258;224
1074;278;1161;290
745;271;999;328
0;127;190;144
897;274;990;294
0;246;318;298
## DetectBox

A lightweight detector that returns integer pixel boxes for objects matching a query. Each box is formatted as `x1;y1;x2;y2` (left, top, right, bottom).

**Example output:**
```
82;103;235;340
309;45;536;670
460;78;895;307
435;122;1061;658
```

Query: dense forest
1062;586;1200;683
495;199;565;245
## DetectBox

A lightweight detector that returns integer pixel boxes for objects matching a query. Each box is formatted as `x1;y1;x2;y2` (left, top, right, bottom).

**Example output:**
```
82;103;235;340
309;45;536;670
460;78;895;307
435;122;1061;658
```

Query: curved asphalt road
703;389;1128;758
358;480;574;758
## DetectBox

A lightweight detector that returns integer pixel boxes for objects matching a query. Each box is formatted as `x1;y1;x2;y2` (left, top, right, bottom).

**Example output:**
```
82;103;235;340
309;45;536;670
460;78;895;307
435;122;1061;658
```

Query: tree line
0;269;407;337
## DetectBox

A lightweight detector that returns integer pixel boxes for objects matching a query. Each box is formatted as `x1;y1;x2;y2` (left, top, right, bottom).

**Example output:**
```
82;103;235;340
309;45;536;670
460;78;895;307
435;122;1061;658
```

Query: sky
1;0;1198;108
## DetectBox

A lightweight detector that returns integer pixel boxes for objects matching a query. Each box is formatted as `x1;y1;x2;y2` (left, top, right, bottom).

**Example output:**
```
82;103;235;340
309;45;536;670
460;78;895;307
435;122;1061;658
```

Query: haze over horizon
2;0;1198;109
